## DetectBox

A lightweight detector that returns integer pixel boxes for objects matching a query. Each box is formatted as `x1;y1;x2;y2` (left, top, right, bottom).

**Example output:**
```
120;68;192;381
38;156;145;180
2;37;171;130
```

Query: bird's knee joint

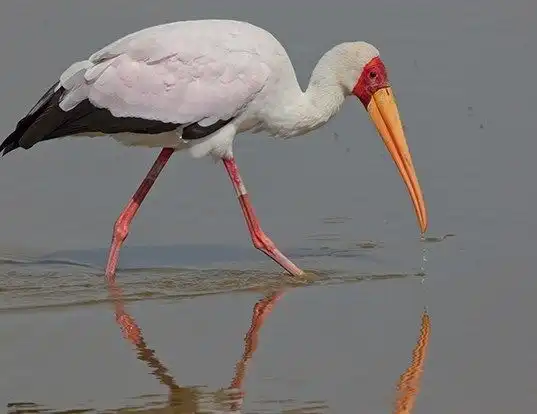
252;233;275;252
113;220;130;242
253;237;265;251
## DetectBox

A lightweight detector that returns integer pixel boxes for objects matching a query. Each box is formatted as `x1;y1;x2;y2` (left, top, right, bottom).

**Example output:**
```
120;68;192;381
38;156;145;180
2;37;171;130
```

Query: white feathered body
56;19;314;159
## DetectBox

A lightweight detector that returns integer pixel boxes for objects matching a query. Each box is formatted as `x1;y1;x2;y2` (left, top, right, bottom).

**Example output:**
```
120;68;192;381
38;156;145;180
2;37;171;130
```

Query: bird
0;19;428;280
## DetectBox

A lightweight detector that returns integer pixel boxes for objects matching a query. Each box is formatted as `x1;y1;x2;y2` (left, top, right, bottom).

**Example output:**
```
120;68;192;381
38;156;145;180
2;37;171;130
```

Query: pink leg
222;157;304;277
105;148;175;281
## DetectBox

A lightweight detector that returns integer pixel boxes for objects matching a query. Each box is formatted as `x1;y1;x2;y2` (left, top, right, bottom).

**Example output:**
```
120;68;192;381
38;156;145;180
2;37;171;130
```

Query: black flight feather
1;83;233;156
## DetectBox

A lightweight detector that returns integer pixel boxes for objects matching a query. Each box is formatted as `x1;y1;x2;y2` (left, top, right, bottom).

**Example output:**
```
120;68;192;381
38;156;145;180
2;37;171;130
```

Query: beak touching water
366;87;428;233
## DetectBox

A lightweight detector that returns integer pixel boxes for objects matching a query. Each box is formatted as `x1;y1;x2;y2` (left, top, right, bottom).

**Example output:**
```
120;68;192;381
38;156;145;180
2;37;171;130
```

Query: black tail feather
1;81;236;157
0;83;61;156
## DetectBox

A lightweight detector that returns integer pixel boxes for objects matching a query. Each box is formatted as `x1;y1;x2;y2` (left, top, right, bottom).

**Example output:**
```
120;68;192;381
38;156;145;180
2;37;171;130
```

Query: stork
0;19;428;279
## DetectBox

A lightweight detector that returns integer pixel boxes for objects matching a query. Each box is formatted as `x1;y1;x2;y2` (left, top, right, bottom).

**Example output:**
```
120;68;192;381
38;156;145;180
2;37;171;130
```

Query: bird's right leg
222;157;305;277
105;147;175;281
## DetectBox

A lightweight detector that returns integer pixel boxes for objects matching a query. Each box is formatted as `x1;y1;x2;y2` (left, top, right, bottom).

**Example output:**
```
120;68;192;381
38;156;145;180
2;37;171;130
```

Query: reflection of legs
107;278;182;393
222;157;304;277
109;281;143;346
105;148;175;280
229;290;285;411
231;291;285;389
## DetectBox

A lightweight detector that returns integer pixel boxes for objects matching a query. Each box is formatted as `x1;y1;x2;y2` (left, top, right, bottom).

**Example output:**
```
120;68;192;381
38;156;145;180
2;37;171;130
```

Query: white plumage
2;19;427;279
57;20;302;158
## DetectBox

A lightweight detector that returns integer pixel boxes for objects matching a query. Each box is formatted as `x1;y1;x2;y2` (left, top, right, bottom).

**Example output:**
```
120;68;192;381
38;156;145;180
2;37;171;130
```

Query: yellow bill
367;87;428;233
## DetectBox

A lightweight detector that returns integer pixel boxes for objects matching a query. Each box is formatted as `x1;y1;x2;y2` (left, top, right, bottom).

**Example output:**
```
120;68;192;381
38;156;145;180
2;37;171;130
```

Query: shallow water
1;245;431;413
1;0;537;413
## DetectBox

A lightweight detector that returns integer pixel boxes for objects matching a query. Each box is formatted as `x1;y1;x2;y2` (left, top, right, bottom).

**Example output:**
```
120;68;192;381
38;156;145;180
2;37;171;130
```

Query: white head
320;41;428;233
323;42;381;96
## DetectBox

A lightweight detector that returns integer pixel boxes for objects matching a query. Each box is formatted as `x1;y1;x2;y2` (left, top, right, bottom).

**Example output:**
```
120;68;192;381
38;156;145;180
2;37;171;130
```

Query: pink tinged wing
58;23;271;128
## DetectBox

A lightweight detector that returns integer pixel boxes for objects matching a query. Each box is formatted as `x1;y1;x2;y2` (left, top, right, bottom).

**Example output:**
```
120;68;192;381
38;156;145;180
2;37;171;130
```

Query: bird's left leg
222;157;305;277
105;148;175;281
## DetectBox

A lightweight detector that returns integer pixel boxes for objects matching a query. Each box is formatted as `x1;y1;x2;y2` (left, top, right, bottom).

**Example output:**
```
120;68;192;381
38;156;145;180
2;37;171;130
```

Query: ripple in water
0;240;424;312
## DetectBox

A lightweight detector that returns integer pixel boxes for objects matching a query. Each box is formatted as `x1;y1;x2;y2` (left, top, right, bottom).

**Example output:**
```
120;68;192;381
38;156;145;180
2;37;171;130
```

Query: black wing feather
1;84;234;156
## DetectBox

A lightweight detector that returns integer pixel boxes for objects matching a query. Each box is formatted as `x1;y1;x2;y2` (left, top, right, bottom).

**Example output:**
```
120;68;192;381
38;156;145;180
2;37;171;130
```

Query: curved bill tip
366;87;428;234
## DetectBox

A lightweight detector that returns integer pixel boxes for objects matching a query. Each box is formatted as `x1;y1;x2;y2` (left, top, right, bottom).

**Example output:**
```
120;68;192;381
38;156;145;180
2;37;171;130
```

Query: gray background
0;1;536;413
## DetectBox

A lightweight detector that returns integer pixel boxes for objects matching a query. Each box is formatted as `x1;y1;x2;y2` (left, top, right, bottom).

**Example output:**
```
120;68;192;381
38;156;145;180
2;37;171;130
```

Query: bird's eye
369;71;377;79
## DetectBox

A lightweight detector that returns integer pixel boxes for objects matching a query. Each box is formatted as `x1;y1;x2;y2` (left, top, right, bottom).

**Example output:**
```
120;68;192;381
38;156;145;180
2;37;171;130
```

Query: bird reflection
227;290;284;411
392;309;431;414
107;278;283;413
107;280;430;413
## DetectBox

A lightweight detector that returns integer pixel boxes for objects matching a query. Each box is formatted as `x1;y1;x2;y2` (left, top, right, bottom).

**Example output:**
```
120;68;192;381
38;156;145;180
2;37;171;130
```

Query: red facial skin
352;56;390;107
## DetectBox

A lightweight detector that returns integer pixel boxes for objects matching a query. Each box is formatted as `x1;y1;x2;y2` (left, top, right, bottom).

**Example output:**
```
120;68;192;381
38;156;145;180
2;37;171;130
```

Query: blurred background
0;1;536;413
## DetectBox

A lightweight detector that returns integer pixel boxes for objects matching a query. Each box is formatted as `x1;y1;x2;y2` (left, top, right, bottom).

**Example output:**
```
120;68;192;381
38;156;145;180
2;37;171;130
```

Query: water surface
1;0;536;412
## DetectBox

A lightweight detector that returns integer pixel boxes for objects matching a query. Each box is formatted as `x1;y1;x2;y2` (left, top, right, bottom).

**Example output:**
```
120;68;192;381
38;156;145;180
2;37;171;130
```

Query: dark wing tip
0;82;61;157
1;142;18;156
0;129;21;156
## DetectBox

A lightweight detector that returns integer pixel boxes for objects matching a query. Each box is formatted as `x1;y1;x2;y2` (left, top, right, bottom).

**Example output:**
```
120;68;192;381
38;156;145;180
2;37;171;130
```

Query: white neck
263;52;347;138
